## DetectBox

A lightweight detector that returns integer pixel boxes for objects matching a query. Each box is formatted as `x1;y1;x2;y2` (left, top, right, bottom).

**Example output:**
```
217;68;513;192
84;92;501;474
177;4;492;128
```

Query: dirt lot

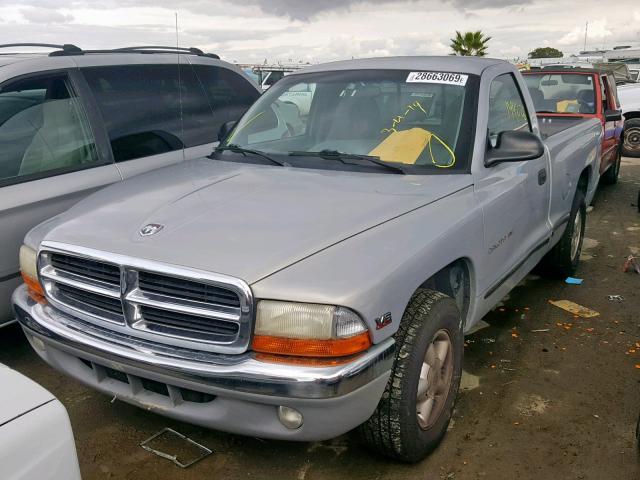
2;159;639;480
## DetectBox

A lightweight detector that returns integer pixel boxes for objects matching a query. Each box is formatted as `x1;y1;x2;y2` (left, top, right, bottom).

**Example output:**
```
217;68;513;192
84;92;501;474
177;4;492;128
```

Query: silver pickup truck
13;57;601;462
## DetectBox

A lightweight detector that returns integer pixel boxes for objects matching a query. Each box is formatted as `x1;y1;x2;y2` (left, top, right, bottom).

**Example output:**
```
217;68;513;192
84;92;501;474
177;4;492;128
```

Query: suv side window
0;74;99;185
487;73;531;145
191;65;260;135
83;64;215;162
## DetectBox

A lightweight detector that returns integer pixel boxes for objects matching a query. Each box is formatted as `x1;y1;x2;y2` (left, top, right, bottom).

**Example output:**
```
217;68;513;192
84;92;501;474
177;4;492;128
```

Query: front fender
251;185;481;344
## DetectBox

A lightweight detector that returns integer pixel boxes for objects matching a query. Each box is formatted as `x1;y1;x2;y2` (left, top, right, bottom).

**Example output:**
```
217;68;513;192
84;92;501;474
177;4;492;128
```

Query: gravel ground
1;158;639;480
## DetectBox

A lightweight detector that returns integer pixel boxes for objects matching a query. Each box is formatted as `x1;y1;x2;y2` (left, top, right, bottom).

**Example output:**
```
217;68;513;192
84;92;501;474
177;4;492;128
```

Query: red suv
523;68;623;185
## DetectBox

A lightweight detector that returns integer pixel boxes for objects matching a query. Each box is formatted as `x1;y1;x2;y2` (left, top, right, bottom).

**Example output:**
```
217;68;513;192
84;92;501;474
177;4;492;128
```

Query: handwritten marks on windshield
376;100;456;168
381;100;428;135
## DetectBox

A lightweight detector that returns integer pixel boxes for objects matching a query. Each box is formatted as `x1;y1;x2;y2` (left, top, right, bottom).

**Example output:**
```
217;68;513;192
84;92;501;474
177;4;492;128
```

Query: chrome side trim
37;240;254;355
14;285;395;399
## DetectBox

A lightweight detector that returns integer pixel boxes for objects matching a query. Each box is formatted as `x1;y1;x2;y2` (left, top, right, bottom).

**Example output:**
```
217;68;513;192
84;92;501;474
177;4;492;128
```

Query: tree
528;47;563;59
450;31;491;57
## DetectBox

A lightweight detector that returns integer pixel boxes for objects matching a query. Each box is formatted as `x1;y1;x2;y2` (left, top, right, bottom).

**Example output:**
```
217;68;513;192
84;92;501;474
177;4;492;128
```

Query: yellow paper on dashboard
369;128;431;165
556;100;579;113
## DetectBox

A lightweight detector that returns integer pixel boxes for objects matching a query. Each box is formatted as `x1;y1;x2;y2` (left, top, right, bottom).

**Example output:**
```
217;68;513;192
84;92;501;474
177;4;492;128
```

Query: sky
0;0;639;64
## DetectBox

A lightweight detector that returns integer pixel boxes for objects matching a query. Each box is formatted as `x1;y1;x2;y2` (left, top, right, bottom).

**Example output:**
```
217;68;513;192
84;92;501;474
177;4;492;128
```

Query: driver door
474;73;551;299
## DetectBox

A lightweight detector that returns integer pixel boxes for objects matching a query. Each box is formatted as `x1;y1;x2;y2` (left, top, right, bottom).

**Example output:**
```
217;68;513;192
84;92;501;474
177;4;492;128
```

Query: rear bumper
13;285;394;440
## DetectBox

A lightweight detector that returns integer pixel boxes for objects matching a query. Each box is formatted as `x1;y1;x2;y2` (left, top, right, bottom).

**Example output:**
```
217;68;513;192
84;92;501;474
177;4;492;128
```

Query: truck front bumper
13;285;394;441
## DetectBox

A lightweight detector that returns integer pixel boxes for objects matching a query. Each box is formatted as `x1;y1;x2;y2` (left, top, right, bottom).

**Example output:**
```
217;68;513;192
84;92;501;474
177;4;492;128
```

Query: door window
83;64;217;162
0;75;99;185
191;65;260;137
487;73;531;146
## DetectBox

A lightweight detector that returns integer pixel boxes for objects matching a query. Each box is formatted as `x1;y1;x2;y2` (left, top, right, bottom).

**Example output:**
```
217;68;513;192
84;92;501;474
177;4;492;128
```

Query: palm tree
450;31;491;57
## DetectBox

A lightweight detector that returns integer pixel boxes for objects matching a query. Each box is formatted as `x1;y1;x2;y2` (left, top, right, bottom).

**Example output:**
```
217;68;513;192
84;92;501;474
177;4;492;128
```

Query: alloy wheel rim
570;209;582;261
416;329;454;430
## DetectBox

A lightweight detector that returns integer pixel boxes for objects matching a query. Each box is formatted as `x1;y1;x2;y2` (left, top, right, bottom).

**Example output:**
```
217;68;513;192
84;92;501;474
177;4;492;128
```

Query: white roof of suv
0;44;246;80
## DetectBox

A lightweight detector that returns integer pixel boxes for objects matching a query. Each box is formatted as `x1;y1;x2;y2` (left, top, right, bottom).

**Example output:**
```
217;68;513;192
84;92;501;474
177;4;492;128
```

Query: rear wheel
359;289;463;462
539;189;586;278
601;149;621;185
622;118;640;158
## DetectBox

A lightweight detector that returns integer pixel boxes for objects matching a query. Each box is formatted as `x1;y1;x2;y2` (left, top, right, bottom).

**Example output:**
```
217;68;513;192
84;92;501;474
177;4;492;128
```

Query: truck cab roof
292;56;507;76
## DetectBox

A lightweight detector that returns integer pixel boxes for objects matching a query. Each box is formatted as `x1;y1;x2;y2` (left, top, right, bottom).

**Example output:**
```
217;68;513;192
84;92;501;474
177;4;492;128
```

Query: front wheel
540;189;586;278
359;289;463;462
623;118;640;158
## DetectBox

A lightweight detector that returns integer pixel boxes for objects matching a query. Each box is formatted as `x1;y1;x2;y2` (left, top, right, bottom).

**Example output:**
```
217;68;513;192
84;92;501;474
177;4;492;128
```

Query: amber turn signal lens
21;272;45;304
252;331;372;357
254;353;359;367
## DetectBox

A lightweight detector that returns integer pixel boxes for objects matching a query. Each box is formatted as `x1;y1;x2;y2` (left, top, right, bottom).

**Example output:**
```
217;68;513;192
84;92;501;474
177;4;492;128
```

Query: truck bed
537;115;594;139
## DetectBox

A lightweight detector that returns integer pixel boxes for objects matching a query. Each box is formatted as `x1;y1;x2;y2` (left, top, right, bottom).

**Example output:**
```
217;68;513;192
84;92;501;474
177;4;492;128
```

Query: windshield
523;73;596;114
222;69;478;173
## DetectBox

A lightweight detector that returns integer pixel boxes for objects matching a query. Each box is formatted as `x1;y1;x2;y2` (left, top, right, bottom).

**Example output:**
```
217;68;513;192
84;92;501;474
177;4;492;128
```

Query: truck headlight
19;245;45;303
252;300;371;357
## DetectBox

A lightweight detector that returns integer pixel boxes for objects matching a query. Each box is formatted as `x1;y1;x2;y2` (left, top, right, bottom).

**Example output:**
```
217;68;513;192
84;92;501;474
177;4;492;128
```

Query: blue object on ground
565;277;583;285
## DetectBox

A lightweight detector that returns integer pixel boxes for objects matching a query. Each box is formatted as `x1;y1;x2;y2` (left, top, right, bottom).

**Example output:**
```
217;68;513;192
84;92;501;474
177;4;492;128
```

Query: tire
600;148;621;185
622;118;640;158
359;289;463;462
540;189;586;278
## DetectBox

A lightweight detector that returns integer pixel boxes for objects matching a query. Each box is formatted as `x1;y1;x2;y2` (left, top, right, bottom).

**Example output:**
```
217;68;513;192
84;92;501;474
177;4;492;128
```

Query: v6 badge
375;312;393;330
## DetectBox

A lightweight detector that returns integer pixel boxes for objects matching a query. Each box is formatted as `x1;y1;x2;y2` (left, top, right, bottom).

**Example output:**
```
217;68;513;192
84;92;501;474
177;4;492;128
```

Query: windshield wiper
288;150;406;174
212;144;290;167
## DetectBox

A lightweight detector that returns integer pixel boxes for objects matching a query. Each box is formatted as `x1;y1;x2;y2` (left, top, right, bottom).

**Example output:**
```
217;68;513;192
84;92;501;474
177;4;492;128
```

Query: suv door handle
538;168;547;185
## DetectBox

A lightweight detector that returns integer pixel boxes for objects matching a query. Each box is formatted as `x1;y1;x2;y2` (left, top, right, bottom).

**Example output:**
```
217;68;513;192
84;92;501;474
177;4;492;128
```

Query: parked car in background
0;43;261;327
618;83;640;157
14;56;601;462
0;363;81;480
523;67;624;184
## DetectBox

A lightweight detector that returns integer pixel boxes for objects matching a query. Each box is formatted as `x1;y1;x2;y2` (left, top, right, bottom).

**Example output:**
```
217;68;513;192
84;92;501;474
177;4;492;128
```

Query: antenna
583;21;588;52
176;12;186;161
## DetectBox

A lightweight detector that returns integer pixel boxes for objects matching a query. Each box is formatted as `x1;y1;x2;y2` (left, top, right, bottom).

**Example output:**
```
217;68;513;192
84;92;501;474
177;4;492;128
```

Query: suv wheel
359;289;463;462
623;118;640;158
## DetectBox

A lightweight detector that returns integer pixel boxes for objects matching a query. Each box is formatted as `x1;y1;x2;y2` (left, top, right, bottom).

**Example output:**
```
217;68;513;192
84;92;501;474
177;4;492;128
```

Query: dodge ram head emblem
139;223;164;237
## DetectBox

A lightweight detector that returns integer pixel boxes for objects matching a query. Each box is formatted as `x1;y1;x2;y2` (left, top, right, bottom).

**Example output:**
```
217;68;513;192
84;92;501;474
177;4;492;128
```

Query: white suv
0;44;261;326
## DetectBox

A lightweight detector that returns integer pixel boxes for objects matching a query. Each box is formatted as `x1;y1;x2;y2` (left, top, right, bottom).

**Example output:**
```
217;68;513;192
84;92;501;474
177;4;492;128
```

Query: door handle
538;168;547;185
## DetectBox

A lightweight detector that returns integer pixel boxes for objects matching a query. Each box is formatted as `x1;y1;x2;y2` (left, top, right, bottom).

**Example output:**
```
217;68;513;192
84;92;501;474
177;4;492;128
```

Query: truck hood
41;158;472;284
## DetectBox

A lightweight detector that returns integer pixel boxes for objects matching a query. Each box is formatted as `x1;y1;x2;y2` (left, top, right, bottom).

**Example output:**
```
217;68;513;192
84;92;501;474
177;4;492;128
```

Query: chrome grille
38;243;253;354
56;283;125;319
50;253;120;285
139;306;240;337
138;271;241;308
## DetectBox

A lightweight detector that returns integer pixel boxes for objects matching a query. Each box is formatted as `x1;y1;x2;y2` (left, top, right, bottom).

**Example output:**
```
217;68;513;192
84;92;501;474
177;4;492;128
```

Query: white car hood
0;364;54;425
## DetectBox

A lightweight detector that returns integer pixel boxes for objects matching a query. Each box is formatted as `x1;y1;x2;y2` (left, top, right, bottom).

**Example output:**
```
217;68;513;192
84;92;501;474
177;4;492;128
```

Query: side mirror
218;121;237;142
485;130;544;167
604;109;622;122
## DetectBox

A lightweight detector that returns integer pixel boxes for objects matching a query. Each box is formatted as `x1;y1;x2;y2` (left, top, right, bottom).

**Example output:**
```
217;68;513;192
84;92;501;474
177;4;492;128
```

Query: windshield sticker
406;71;468;86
